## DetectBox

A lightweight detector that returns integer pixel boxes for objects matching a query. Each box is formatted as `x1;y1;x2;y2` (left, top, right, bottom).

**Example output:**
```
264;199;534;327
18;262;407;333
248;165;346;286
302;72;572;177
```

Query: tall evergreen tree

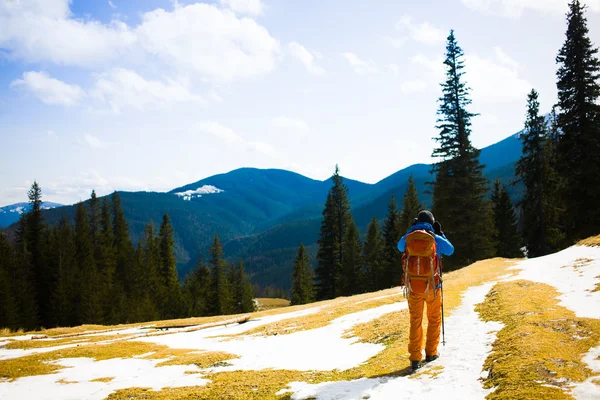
315;166;353;300
342;221;363;295
99;197;119;324
382;195;403;288
291;244;315;305
26;181;51;325
209;234;233;315
74;202;102;323
556;0;600;240
363;217;385;292
183;254;211;317
516;89;564;257
158;213;183;319
231;260;255;314
399;175;424;231
13;211;38;329
491;179;522;258
111;192;131;319
48;217;77;327
431;30;495;268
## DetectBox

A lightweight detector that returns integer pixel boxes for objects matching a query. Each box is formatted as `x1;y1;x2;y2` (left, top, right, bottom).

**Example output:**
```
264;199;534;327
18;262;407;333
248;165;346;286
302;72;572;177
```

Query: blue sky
1;0;599;205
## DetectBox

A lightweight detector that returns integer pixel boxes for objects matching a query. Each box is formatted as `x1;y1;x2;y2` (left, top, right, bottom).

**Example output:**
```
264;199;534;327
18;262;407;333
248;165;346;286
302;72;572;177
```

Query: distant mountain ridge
2;130;523;292
0;202;63;228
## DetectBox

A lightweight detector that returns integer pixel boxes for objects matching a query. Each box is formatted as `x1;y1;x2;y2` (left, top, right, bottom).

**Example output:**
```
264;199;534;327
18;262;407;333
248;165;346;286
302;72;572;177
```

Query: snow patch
174;185;224;201
572;345;600;399
284;282;503;399
0;357;207;400
508;246;600;319
140;302;406;372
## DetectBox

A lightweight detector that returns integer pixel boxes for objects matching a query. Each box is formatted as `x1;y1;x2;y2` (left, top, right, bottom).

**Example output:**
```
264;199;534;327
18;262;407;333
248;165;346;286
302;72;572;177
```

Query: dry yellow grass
256;298;291;311
2;334;134;350
577;235;600;247
476;280;600;399
91;377;115;383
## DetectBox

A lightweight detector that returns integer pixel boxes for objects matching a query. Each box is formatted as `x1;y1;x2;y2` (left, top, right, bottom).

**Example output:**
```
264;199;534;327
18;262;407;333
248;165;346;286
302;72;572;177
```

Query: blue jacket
397;222;454;256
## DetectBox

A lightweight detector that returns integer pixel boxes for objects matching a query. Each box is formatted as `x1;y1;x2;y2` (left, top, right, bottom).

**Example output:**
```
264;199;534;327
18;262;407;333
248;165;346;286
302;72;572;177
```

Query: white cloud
0;1;280;83
288;42;325;76
0;0;136;67
271;116;311;136
462;0;600;17
386;64;401;76
197;121;275;155
396;16;446;46
91;68;204;112
412;53;445;79
220;0;264;16
108;1;116;9
137;3;280;82
342;52;379;74
48;130;57;138
76;134;108;150
385;36;406;49
11;71;84;106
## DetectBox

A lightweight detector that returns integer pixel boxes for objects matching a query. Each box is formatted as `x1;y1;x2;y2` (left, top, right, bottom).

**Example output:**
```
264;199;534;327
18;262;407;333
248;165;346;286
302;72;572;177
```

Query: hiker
397;210;454;372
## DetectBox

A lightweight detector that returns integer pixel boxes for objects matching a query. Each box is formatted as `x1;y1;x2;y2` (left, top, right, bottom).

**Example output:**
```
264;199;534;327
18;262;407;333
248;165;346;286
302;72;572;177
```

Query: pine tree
555;0;600;241
363;217;384;292
74;202;102;324
99;197;118;324
382;195;402;288
13;212;39;329
491;180;522;258
183;255;211;317
26;181;51;325
342;221;363;295
142;222;160;320
291;244;315;305
231;260;255;314
48;217;77;327
158;213;183;319
516;89;564;257
315;166;353;300
400;175;424;231
209;234;233;315
431;30;495;268
111;192;131;320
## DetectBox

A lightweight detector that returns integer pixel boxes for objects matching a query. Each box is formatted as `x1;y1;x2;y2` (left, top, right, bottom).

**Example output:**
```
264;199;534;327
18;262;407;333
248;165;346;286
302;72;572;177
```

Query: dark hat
417;210;435;225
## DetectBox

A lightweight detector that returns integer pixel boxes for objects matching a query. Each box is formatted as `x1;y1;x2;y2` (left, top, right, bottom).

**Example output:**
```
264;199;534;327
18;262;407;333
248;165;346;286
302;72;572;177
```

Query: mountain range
0;202;64;228
1;131;523;292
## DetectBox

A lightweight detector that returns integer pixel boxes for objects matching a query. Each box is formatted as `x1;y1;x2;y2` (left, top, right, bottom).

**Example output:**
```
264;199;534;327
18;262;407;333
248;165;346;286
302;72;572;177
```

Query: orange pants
408;288;442;361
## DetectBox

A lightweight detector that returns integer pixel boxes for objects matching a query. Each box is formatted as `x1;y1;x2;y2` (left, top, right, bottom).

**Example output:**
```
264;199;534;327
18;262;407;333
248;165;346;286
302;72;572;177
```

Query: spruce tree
431;30;495;268
382;195;402;288
183;255;211;317
363;217;384;292
556;0;600;240
99;197;118;323
315;166;353;300
291;244;315;305
48;217;77;327
209;234;233;315
158;213;183;319
74;202;102;324
232;260;255;313
142;222;160;320
491;179;522;258
400;175;424;231
516;89;564;257
111;192;131;319
342;221;363;295
13;212;39;329
26;181;51;325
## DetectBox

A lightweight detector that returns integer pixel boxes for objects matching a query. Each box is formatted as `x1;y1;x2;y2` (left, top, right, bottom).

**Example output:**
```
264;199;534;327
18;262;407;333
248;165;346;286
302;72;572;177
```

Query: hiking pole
440;257;446;346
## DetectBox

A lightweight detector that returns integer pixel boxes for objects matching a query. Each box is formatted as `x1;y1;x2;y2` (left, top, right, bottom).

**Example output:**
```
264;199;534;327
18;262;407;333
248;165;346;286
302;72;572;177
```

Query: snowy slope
1;243;599;399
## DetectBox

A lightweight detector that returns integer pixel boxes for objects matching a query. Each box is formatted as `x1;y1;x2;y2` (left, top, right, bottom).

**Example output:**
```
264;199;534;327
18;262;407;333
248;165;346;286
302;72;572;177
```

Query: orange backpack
402;230;440;296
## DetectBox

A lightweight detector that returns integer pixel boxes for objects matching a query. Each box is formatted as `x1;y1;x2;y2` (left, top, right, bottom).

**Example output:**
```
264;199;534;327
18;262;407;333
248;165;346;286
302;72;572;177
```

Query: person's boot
410;360;421;372
425;354;439;362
